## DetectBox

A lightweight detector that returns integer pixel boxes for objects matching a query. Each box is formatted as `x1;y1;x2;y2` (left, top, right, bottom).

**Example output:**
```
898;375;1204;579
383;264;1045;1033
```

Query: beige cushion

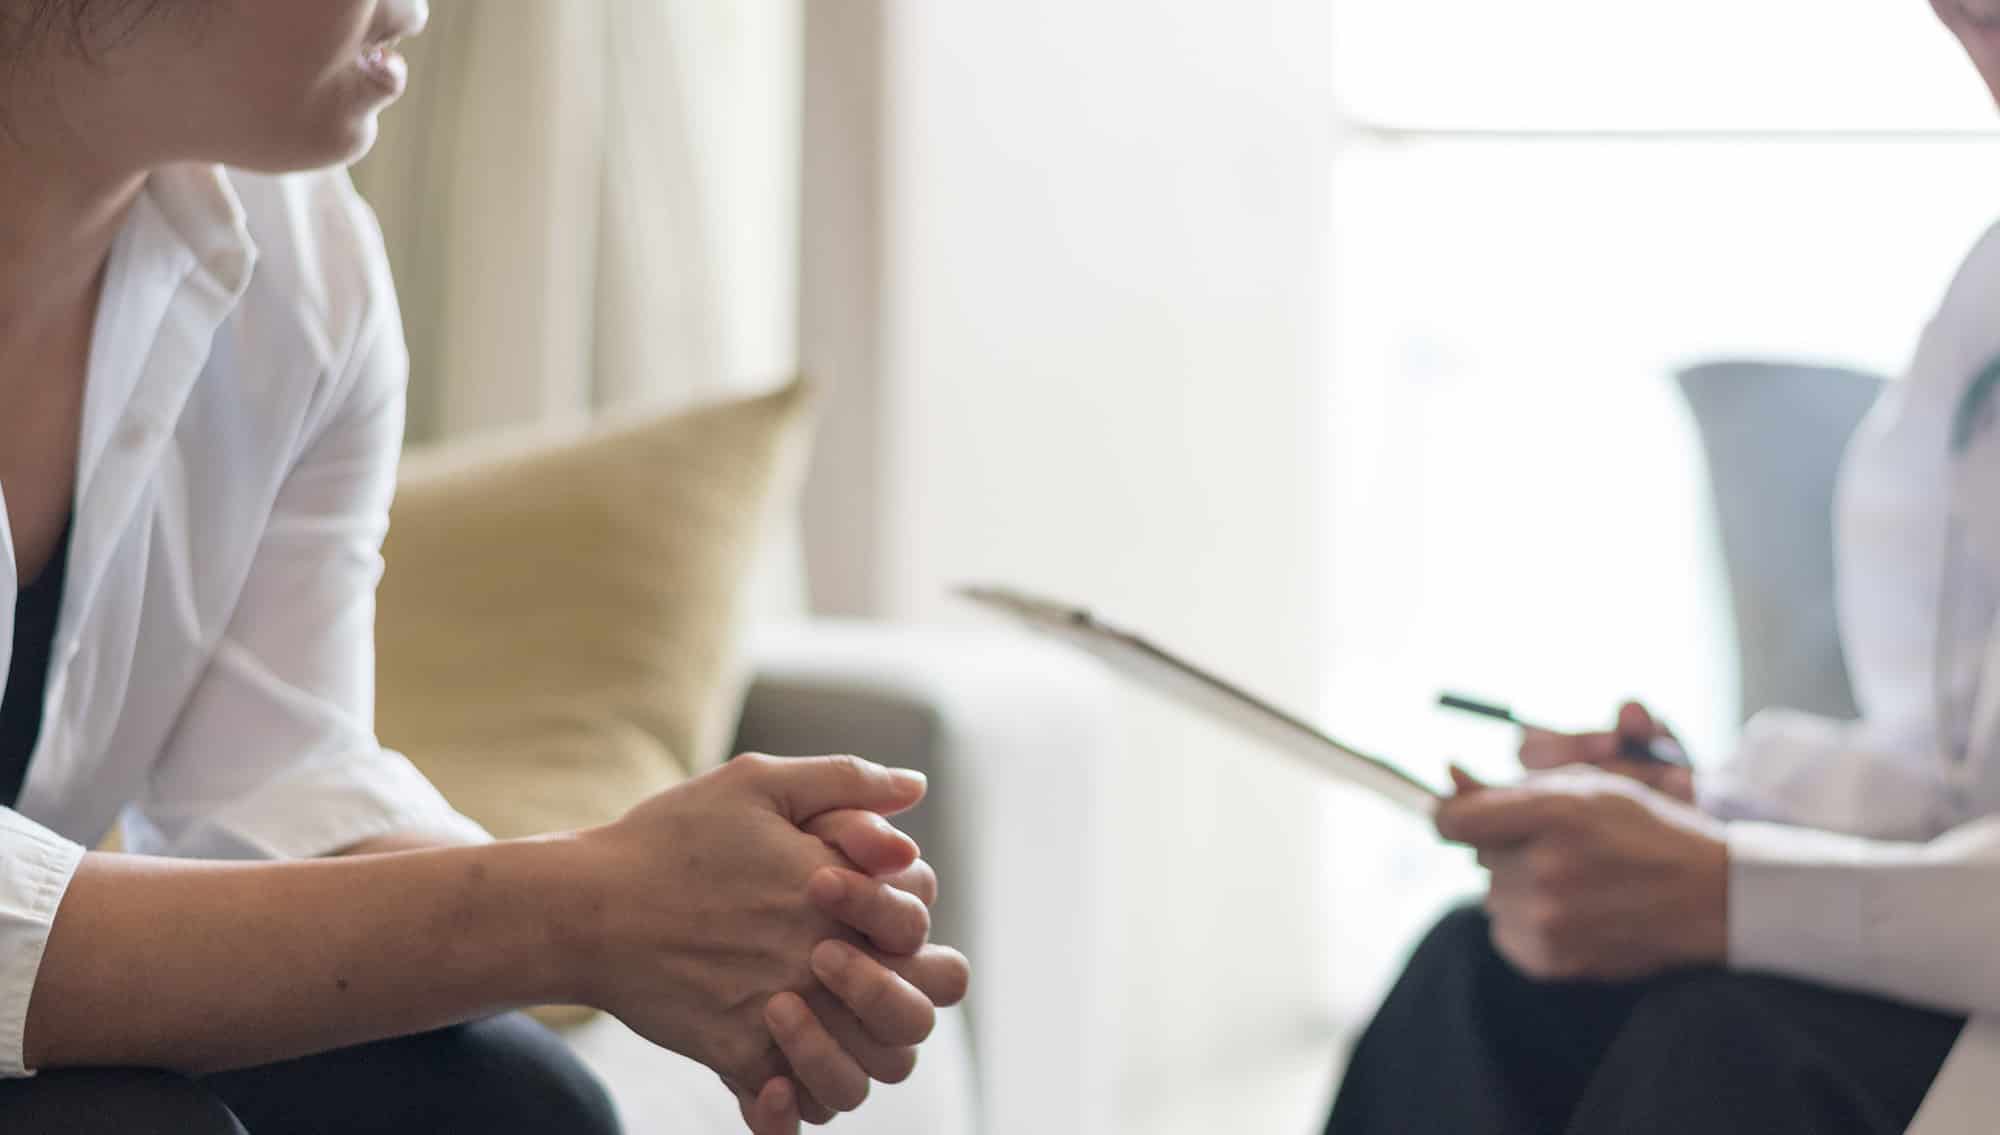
374;379;813;844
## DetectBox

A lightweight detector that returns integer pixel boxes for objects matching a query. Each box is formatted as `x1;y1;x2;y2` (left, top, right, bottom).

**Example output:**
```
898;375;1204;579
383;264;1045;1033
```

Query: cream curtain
352;0;800;443
353;0;806;613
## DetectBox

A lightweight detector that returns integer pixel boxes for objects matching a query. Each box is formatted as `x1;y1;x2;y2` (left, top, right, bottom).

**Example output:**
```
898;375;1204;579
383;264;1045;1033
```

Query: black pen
1437;692;1692;769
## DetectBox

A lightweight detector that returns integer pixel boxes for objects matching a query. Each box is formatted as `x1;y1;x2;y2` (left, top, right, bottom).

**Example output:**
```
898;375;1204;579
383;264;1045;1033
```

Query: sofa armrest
734;619;1126;1135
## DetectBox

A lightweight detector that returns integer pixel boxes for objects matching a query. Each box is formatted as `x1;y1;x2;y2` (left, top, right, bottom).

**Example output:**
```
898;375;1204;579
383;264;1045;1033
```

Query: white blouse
1702;220;2000;1130
0;165;485;1078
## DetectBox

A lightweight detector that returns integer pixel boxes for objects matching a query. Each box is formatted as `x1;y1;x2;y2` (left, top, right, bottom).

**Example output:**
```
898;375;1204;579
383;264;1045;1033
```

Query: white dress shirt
1700;220;2000;1129
0;165;487;1079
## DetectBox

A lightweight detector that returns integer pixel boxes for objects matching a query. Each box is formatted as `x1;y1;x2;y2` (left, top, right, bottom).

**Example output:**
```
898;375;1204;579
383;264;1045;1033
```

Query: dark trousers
0;1013;621;1135
1329;906;1966;1135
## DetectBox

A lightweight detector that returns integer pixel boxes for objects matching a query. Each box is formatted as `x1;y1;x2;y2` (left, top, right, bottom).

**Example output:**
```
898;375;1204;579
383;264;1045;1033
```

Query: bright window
1333;0;1992;131
1316;5;2000;1017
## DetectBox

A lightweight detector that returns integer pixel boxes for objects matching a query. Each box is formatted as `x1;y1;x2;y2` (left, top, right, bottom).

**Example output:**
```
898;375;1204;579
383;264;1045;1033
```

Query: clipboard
958;585;1442;817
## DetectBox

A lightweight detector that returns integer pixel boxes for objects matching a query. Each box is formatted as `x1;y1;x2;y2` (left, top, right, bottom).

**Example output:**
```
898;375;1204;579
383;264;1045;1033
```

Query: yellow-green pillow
375;380;812;843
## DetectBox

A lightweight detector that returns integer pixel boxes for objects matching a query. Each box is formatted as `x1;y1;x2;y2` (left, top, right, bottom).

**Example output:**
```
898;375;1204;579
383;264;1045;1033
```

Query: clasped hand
577;753;970;1133
1436;706;1728;982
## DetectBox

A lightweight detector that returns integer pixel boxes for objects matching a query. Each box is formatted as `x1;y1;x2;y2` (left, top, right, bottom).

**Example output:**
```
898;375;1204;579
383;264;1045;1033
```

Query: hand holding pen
1440;693;1697;805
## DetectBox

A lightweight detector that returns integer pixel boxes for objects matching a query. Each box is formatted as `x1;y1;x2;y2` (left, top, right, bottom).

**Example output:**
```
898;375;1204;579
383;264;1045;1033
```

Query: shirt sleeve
0;808;86;1077
123;295;487;861
1698;708;1949;841
1728;815;2000;1017
1718;511;2000;1011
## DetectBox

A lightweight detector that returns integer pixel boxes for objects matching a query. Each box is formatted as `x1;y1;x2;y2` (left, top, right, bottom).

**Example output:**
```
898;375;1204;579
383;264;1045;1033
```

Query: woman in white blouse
1329;3;2000;1133
0;3;967;1133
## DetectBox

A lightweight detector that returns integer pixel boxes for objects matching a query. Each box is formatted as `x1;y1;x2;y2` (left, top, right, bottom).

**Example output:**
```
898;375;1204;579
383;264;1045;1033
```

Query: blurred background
351;2;2000;1133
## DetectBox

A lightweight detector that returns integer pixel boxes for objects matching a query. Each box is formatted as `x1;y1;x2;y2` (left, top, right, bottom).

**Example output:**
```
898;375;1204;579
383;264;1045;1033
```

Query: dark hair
1;0;166;61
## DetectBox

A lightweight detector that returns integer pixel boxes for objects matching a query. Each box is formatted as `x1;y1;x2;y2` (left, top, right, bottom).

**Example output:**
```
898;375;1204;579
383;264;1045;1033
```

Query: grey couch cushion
1678;360;1886;722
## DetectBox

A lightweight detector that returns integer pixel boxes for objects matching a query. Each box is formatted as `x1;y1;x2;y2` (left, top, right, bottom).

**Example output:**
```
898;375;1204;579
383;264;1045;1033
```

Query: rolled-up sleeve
125;296;486;861
0;808;85;1077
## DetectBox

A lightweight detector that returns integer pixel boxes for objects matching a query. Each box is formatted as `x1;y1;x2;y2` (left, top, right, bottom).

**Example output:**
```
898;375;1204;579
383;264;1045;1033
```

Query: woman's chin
328;116;384;168
217;114;382;175
252;74;403;171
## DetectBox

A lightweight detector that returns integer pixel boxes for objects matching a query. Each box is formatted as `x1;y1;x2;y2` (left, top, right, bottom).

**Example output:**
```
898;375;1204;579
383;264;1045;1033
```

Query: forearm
23;834;596;1074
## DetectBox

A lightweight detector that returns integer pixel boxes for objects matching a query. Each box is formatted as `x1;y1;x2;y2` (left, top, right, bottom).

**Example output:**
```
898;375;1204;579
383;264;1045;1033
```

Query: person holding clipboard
1325;4;2000;1132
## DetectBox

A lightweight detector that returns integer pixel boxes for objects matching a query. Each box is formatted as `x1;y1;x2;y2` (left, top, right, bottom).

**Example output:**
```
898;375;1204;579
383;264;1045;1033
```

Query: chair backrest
1677;360;1886;722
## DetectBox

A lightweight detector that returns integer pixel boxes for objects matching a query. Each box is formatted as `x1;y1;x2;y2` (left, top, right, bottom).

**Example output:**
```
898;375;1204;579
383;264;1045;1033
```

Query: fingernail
891;768;927;793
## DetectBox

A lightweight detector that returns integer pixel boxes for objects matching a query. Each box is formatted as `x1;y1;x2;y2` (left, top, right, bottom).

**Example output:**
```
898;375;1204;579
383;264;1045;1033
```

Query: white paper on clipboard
958;585;1441;817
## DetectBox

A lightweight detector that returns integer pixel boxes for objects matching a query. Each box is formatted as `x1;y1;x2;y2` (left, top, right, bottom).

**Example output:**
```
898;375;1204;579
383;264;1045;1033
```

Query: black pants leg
1567;971;1961;1135
1328;905;1964;1135
204;1014;620;1135
0;1014;621;1135
1328;905;1646;1134
0;1068;248;1134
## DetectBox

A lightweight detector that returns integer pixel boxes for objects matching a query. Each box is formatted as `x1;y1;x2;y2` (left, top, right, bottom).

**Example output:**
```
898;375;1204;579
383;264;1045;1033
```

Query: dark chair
1677;360;1887;723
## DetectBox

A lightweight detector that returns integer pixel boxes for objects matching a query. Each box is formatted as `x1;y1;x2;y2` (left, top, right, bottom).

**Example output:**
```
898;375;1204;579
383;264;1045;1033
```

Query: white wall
803;3;1346;1131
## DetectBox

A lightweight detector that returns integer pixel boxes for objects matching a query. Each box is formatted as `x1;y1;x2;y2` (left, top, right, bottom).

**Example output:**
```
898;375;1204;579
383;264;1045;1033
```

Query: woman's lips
358;43;409;95
357;0;425;97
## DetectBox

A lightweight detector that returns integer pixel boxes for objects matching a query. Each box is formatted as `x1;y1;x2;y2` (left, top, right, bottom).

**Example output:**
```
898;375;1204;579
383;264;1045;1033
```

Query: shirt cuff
0;811;88;1078
1727;820;1885;990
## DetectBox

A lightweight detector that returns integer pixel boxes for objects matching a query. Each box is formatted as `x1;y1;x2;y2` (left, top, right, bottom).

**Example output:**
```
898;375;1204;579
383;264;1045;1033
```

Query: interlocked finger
810;940;939;1047
805;986;922;1084
809;867;933;955
765;992;871;1115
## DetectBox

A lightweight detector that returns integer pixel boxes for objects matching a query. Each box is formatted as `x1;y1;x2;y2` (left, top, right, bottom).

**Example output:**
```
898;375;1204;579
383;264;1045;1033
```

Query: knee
1408;903;1497;974
1366;903;1503;1016
131;1071;251;1135
1607;971;1811;1085
1622;972;1770;1043
428;1015;622;1135
1571;973;1818;1128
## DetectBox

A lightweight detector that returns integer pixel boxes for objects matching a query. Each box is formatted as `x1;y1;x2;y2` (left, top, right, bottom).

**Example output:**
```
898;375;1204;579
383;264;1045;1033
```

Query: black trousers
1328;906;1966;1135
0;1013;621;1135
